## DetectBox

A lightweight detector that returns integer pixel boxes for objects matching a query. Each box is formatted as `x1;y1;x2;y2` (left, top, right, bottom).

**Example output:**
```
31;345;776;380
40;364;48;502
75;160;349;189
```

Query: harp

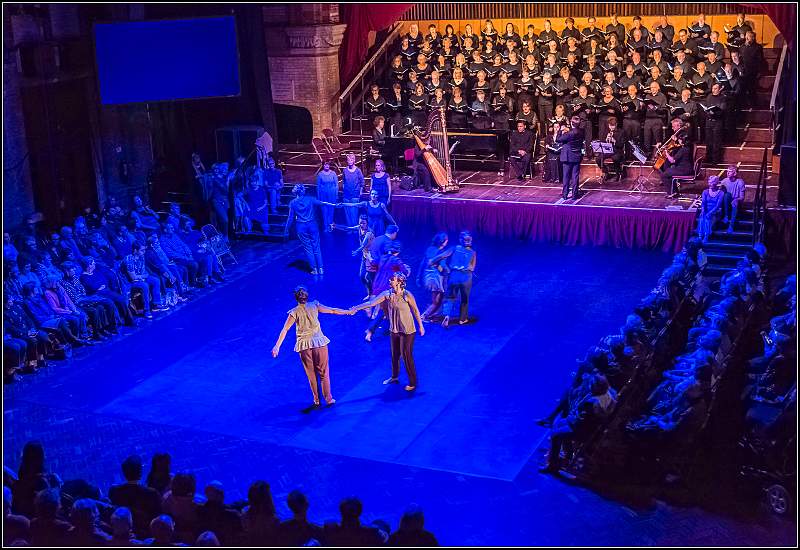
413;107;460;192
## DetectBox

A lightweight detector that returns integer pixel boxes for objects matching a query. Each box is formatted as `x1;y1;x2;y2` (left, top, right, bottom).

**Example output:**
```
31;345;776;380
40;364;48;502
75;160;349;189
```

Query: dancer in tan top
272;286;353;407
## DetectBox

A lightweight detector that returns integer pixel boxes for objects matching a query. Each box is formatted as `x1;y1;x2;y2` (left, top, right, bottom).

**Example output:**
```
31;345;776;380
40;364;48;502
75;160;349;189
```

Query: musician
450;67;468;97
630;16;650;41
521;24;538;52
728;14;753;46
619;64;642;93
561;36;582;60
691;62;714;101
408;83;429;127
515;67;536;107
672;29;698;64
426;70;446;97
653;15;675;44
620;84;643;152
447;86;469;129
584;37;607;62
509;120;534;180
429;87;448;112
460;24;479;49
406;23;423;48
596;85;621;140
556;116;585;200
670;49;693;77
606;13;626;44
571;85;595;157
516;99;539;134
413;53;432;79
581;17;602;43
604;34;624;60
704;51;722;77
597;116;624;182
658;125;693;198
535;72;556;133
412;142;434;192
688;13;711;44
398;37;417;65
669;87;698;129
626;28;648;58
481;19;498;46
580;68;601;95
472;69;491;100
702;82;727;166
470;89;492;131
386;82;406;132
405;70;421;95
647;50;670;75
642;81;668;156
561;17;581;43
666;66;690;100
543;122;564;184
491;86;515;131
389;55;408;85
706;32;726;61
501;22;521;50
739;31;764;98
365;84;386;124
650;30;672;56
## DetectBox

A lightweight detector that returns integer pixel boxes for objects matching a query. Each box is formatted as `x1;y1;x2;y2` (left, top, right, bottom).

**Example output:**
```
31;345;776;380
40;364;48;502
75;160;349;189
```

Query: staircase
699;207;756;277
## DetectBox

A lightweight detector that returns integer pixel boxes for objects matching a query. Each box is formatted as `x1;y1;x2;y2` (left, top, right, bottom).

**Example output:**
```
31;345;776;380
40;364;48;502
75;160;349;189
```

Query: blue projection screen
94;17;240;104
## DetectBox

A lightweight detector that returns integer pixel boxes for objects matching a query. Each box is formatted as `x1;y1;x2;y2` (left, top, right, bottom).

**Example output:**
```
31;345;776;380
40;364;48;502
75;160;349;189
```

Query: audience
3;195;230;385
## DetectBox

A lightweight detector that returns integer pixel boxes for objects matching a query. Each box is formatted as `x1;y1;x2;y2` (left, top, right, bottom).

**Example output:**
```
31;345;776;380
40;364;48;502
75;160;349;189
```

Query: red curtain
339;3;413;86
742;3;796;45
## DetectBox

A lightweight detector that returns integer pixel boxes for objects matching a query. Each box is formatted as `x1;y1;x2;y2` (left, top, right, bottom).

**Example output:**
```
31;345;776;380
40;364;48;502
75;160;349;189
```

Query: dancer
316;161;339;231
331;214;375;299
338;189;396;236
363;241;411;342
284;184;336;275
272;286;354;408
351;272;425;392
436;231;477;328
417;232;450;322
341;153;365;226
370;160;392;207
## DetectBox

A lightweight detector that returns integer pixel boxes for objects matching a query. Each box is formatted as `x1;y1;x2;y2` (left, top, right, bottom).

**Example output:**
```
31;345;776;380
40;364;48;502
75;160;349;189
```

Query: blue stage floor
4;232;795;546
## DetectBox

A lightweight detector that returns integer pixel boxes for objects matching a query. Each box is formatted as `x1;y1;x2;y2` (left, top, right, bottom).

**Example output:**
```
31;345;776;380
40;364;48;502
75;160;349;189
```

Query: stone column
263;7;347;135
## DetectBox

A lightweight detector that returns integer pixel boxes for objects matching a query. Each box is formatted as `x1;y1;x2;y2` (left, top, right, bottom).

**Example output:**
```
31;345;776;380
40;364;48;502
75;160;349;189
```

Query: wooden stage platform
275;145;782;253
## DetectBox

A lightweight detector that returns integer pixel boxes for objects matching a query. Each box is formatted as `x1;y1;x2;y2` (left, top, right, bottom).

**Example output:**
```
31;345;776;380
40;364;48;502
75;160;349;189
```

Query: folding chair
202;224;237;267
670;156;704;198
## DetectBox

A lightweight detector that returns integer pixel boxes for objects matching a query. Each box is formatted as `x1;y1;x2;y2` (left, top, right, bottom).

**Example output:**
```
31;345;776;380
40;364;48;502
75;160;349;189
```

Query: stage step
734;126;773;144
694;145;770;163
739;109;773;125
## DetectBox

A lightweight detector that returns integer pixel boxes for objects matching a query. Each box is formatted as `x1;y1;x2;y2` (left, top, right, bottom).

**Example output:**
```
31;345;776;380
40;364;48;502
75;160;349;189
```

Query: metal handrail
769;43;789;148
751;147;769;246
338;22;404;133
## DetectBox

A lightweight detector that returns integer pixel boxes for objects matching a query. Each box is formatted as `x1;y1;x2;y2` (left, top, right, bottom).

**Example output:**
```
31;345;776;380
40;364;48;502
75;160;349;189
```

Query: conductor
557;116;585;200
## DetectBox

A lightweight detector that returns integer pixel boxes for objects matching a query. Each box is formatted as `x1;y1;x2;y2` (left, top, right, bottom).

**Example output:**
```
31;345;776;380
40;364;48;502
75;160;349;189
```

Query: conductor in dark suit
556;116;585;199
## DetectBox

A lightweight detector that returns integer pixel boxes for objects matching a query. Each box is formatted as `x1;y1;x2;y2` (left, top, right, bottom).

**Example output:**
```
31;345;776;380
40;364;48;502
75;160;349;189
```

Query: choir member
620;84;643;154
501;22;521;49
701;82;727;165
448;86;469;129
666;65;690;100
386;82;406;131
596;85;621;140
481;20;499;46
538;20;559;52
688;13;711;44
598;116;625;181
606;13;626;44
561;17;581;43
536;72;556;132
399;37;417;64
571;85;595;157
491;86;515;131
408;82;429;127
461;24;479;49
653;15;675;44
470;89;492;130
673;29;698;64
582;17;602;43
690;61;713;99
521;24;538;53
642;81;668;155
630;16;650;41
668;87;698;129
406;23;423;48
425;23;441;49
365;84;386;123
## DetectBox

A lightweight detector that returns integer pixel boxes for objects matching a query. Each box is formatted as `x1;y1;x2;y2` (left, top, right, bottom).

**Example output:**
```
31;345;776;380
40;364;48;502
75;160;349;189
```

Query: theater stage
278;145;780;253
3;235;794;546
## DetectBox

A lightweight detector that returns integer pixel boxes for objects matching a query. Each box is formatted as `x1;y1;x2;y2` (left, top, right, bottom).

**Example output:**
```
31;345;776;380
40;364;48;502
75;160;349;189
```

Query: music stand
590;140;614;184
629;141;652;194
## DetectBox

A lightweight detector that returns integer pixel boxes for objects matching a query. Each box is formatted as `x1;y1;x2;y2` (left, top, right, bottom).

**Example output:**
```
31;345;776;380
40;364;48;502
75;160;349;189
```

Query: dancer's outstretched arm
351;291;389;311
272;315;296;357
405;291;426;336
337;201;368;208
382;204;397;227
318;303;355;315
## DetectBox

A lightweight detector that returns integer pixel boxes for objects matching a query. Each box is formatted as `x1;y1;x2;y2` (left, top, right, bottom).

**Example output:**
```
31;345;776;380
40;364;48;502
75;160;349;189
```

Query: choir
364;11;765;186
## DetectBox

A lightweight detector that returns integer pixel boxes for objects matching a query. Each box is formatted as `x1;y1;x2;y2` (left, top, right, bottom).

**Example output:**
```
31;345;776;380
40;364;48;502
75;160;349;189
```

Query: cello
653;122;689;171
